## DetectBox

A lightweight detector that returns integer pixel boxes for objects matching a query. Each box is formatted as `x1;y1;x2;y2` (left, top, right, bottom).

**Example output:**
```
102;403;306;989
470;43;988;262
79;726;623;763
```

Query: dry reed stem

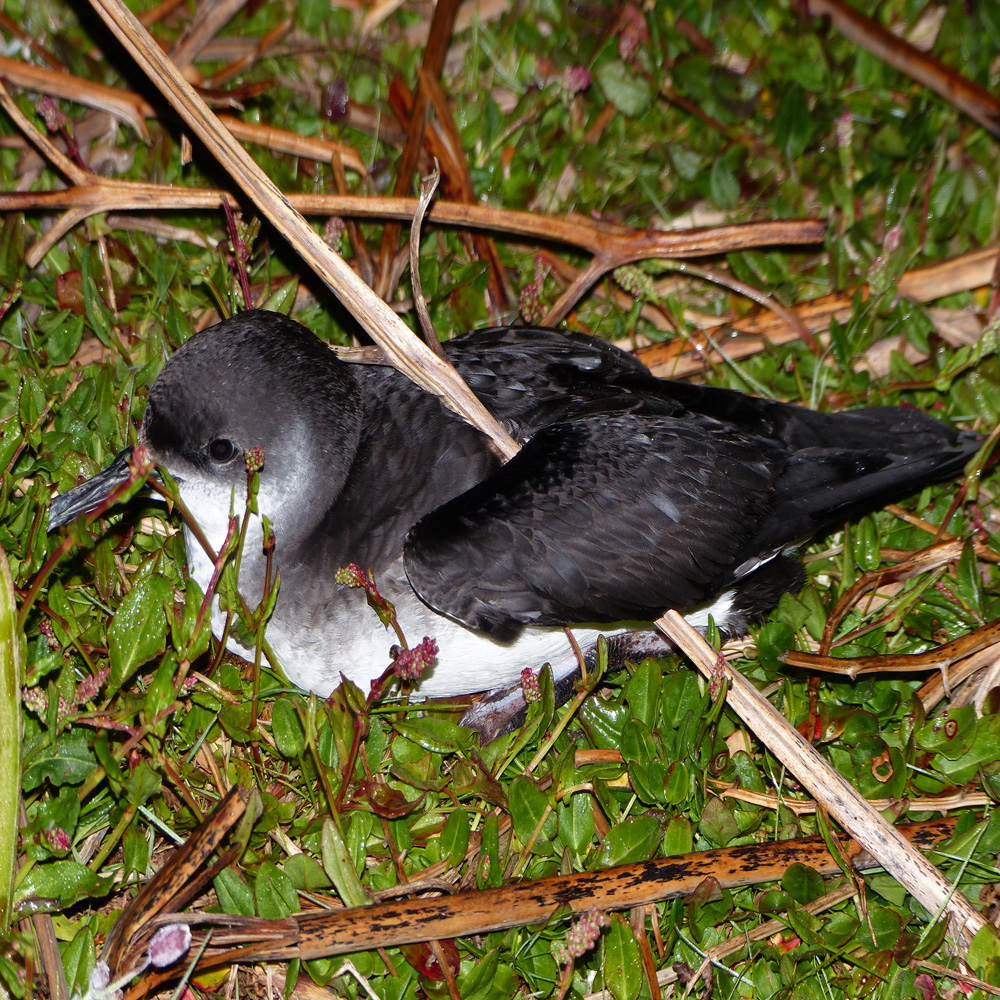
84;0;521;460
654;610;988;947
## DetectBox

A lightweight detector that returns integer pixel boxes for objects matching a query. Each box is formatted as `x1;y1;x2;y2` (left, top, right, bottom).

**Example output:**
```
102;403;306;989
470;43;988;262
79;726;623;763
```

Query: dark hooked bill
47;446;143;532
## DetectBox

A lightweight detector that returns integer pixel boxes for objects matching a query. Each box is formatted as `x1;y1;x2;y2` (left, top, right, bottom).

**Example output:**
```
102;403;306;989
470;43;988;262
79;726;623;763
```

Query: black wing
445;326;675;440
403;412;782;636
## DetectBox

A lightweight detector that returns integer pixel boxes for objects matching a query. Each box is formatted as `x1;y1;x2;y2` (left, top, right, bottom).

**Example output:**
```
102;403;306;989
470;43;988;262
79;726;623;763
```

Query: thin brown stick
416;66;511;310
804;0;1000;137
784;616;1000;680
103;787;249;971
410;161;444;355
0;53;150;138
815;538;970;656
0;80;87;185
0;53;365;173
217;115;365;175
376;0;461;298
170;0;249;70
330;152;374;286
0;178;821;265
202;16;293;89
637;246;1000;377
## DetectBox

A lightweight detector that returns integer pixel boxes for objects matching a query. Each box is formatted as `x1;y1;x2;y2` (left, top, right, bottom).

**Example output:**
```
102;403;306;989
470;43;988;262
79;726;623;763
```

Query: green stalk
0;546;21;931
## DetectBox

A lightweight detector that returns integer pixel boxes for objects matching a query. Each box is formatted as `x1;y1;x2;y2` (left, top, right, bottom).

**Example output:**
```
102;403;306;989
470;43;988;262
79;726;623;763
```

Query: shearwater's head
49;311;364;546
139;311;362;545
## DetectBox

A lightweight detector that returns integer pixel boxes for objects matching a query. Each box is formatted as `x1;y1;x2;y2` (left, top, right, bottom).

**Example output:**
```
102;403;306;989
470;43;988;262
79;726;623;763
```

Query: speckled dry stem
108;792;957;996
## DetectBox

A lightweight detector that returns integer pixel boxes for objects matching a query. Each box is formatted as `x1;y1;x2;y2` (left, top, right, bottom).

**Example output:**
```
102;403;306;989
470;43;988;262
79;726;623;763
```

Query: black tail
745;406;981;558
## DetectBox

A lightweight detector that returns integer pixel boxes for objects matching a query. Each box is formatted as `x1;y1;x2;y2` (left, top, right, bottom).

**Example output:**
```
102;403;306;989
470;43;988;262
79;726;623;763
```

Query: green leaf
170;581;211;663
579;696;629;749
121;822;149;885
591;815;661;869
16;860;113;909
45;315;84;367
125;758;162;807
699;798;738;847
23;731;97;792
620;718;658;763
260;279;298;316
602;916;642;1000
255;862;299;919
855;903;901;952
823;910;859;948
0;548;20;930
659;671;704;727
916;705;978;760
108;574;172;688
851;516;881;572
283;854;331;892
391;716;474;754
710;157;739;209
624;659;661;729
628;758;667;806
755;621;795;671
143;653;177;739
61;925;96;996
459;948;502;1000
272;697;306;758
213;866;255;917
968;925;1000;976
440;809;470;868
509;776;555;854
33;786;79;847
594;60;652;116
662;816;693;857
775;85;813;159
479;812;502;889
781;863;825;904
321;818;369;907
558;792;596;859
956;539;982;610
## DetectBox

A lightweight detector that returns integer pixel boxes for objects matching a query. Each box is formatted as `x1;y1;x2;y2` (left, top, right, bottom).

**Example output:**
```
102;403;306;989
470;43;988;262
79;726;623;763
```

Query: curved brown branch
0;178;824;267
0;54;365;171
783;615;1000;681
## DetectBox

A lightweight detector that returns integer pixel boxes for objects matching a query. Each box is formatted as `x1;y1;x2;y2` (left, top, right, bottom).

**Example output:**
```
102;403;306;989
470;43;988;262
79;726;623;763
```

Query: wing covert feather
403;414;781;634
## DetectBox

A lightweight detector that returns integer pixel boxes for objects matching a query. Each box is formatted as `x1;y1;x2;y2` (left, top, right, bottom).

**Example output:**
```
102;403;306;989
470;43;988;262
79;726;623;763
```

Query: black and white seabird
49;310;980;724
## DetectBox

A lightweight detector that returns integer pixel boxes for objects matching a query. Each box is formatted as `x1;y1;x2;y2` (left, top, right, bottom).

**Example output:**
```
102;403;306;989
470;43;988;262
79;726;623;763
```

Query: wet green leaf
321;819;369;908
272;697;305;758
591;814;661;869
594;60;652;116
108;574;172;689
509;776;555;854
781;863;825;904
16;860;113;909
213;865;255;917
255;862;299;918
624;659;661;729
602;916;641;1000
23;731;96;792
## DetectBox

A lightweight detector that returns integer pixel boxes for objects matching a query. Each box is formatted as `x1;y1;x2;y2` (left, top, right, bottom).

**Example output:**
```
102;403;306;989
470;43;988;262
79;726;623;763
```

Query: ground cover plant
2;0;1000;997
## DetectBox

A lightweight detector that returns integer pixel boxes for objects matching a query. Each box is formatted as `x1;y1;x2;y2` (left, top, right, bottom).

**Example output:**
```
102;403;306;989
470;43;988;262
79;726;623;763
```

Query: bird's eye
208;438;237;463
